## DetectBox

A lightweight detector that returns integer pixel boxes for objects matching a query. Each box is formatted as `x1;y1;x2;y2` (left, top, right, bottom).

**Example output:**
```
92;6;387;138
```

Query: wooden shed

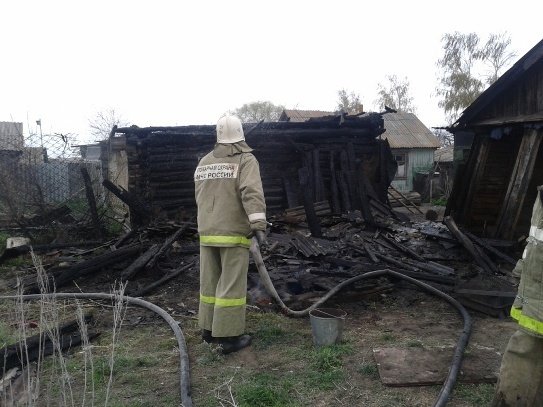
105;113;396;223
446;38;543;239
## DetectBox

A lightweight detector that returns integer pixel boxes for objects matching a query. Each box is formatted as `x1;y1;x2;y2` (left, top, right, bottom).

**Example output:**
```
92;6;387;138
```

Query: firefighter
492;186;543;406
194;114;267;354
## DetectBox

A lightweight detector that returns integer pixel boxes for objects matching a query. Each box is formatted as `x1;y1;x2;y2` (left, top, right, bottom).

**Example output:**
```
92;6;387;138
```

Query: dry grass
1;252;134;407
0;253;517;407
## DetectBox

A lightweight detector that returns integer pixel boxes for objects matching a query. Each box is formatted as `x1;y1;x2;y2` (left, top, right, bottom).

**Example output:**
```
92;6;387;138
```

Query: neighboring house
411;146;455;203
434;145;454;197
0;122;101;207
434;145;454;164
0;122;24;186
446;38;543;240
434;145;454;182
380;112;441;192
0;121;45;164
78;144;102;161
0;121;23;152
279;110;440;192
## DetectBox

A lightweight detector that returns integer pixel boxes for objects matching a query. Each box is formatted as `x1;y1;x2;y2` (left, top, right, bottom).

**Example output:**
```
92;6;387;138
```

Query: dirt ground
178;270;516;407
0;204;519;406
171;273;516;407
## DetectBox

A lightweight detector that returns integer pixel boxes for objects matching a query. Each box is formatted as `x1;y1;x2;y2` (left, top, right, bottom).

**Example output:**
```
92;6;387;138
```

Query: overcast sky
1;0;542;144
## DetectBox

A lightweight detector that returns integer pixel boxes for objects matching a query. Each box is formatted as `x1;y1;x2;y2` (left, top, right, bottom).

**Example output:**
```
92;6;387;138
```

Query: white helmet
216;115;245;144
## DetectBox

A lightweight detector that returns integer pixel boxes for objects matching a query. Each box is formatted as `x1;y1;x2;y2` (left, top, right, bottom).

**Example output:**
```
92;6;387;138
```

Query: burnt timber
108;113;396;224
446;38;543;240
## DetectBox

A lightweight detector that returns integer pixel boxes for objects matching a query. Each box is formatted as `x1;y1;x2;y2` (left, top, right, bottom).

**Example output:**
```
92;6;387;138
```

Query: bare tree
436;32;516;124
481;33;517;84
89;109;127;140
375;75;416;113
336;89;364;114
432;128;454;147
232;101;285;122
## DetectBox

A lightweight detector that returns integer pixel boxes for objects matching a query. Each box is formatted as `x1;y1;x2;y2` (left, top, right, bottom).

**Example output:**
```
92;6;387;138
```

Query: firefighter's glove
255;230;267;247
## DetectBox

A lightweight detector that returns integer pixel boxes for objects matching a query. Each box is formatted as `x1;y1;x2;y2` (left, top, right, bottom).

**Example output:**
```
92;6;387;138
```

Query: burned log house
446;38;543;240
105;113;396;226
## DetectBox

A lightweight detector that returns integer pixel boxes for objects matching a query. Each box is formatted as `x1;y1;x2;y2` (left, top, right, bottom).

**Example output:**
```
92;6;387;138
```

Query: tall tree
336;89;364;114
375;75;416;113
233;101;285;122
481;32;517;84
436;32;515;124
89;109;127;140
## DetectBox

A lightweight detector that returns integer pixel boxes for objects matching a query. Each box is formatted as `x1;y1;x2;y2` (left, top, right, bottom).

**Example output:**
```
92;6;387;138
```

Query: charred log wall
117;115;389;222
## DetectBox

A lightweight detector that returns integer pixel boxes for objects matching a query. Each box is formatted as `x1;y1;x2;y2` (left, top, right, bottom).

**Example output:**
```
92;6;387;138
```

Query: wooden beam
313;148;325;202
337;170;351;212
0;315;97;371
388;184;423;214
81;167;102;237
378;138;388;202
121;244;160;281
329;152;341;214
146;225;188;270
444;216;498;274
130;261;195;297
380;234;425;262
355;169;375;225
495;128;542;239
283;177;300;208
298;167;322;237
464;231;517;266
460;136;490;223
20;243;145;293
102;179;151;224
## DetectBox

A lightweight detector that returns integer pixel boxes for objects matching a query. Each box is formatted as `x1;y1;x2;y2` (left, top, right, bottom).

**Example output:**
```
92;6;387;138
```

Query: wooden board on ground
373;346;500;386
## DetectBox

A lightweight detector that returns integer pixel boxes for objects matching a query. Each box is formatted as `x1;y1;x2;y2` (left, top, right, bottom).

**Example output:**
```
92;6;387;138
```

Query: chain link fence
0;122;112;239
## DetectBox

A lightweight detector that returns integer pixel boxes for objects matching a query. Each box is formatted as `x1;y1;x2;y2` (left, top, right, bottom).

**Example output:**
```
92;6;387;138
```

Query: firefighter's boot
202;329;214;343
218;335;252;354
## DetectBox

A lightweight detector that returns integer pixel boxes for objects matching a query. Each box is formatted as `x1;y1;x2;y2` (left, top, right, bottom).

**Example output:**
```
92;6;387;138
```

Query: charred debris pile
1;200;519;318
0;113;520;318
254;203;518;317
0;199;519;403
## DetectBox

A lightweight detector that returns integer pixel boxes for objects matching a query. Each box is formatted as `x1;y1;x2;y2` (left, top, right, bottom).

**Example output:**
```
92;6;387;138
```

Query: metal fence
0;124;106;233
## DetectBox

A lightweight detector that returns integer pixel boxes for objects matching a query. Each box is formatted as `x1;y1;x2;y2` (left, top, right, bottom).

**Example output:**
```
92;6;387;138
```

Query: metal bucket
309;308;347;347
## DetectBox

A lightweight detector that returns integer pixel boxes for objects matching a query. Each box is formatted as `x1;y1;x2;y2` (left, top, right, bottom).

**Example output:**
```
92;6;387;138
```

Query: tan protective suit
492;187;543;406
194;141;266;337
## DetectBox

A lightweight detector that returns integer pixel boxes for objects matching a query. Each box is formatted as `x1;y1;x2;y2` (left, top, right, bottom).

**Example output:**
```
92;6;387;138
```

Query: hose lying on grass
250;238;472;407
1;240;471;407
0;292;193;407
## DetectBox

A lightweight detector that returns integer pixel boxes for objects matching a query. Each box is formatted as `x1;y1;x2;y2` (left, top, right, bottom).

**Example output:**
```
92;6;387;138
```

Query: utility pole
36;119;43;147
36;119;47;162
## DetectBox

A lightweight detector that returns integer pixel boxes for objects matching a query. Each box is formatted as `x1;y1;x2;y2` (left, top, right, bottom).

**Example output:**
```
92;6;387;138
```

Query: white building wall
391;148;435;192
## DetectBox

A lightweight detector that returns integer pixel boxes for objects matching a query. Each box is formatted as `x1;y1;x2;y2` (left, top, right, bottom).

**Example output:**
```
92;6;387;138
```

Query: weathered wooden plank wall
446;59;543;238
462;131;522;233
476;60;543;121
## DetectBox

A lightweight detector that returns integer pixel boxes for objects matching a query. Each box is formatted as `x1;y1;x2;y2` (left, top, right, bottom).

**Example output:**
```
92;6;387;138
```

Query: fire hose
0;292;193;407
1;239;472;407
249;239;472;407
